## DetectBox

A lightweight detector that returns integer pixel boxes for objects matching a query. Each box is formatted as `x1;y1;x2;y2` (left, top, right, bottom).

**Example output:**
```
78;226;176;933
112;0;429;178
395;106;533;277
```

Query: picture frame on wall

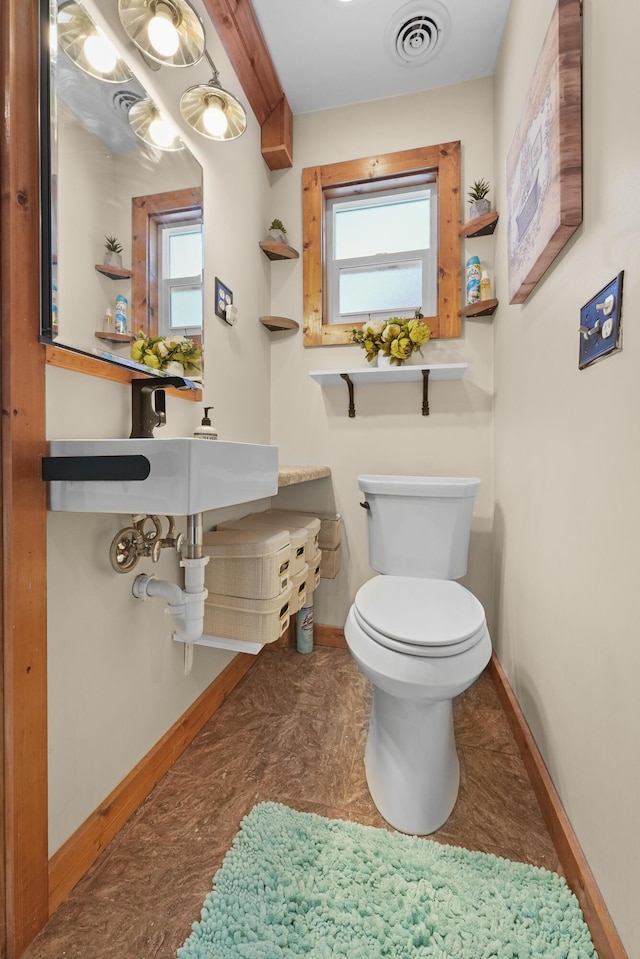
506;0;582;305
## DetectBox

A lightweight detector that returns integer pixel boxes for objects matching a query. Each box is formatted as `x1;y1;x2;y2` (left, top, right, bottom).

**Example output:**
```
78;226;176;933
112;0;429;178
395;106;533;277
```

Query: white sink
46;438;279;515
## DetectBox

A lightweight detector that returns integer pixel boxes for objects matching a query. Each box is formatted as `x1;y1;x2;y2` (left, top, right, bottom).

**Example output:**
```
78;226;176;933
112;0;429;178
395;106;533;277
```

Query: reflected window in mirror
132;187;203;347
160;220;203;338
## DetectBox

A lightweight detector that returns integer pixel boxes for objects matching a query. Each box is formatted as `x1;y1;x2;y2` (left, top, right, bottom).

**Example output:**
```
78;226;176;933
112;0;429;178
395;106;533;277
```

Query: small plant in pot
468;179;491;219
103;235;124;269
267;218;288;244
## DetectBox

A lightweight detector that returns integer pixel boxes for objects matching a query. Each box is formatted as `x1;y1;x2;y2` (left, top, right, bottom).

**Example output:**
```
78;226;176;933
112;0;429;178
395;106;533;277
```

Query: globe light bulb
202;98;228;137
147;6;180;57
83;29;118;74
149;116;178;148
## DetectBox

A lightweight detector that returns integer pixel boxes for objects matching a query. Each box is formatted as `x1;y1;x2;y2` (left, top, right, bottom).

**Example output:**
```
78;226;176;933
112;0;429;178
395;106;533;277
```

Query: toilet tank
358;475;480;579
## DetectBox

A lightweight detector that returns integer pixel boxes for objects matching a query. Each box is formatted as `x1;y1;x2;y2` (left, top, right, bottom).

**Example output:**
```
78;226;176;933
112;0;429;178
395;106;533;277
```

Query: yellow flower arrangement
131;332;202;373
352;311;431;365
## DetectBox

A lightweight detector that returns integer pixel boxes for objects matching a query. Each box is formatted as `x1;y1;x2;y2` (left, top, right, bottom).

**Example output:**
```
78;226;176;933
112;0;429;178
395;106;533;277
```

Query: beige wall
46;23;274;852
270;78;495;632
493;0;639;953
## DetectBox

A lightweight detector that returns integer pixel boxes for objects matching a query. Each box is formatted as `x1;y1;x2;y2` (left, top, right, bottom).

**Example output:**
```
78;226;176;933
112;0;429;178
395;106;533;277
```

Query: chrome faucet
130;376;189;439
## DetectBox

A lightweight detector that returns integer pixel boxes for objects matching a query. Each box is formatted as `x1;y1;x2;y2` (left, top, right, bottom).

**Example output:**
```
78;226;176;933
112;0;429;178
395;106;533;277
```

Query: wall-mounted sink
45;438;279;515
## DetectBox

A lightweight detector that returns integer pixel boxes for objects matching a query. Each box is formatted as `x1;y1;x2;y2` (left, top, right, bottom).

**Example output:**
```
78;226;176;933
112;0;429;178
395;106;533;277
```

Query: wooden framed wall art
506;0;582;304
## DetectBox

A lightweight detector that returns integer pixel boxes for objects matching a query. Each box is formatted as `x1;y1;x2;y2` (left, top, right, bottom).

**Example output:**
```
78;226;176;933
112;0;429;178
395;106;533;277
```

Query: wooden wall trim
1;0;50;954
201;0;293;169
45;346;202;401
48;652;258;913
314;625;347;648
489;654;628;959
302;143;461;347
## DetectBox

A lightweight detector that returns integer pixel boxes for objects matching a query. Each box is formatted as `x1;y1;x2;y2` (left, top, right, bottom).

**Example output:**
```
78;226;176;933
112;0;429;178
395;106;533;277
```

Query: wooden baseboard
314;624;346;648
489;654;628;959
48;652;257;913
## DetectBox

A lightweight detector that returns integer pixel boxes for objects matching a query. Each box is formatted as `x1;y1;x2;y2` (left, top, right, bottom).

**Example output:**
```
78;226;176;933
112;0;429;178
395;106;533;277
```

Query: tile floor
24;646;560;958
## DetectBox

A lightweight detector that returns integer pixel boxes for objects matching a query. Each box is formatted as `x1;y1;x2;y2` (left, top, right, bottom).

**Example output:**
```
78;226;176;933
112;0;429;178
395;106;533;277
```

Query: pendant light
118;0;206;68
57;1;133;83
179;56;247;141
128;98;184;151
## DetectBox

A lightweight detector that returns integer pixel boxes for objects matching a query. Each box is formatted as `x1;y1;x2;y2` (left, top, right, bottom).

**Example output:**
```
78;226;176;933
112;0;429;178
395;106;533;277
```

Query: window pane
339;261;422;316
170;287;202;329
168;229;202;279
335;197;430;259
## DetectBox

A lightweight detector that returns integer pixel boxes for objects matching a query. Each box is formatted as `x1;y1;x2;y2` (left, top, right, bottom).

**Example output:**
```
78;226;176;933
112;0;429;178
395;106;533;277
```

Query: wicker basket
289;563;309;613
320;544;340;579
307;548;321;592
261;510;321;554
203;584;293;645
286;511;342;550
218;516;308;575
202;528;290;599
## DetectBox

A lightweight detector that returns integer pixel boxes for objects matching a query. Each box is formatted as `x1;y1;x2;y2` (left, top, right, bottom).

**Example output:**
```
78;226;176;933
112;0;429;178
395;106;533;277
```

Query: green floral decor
131;332;202;373
352;312;431;365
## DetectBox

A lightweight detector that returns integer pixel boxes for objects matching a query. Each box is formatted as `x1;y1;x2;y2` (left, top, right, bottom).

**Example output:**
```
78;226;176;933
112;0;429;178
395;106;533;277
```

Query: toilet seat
353;575;486;658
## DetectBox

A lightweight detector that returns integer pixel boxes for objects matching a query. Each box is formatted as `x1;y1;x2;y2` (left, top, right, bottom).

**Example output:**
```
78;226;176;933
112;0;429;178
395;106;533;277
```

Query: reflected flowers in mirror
132;332;201;375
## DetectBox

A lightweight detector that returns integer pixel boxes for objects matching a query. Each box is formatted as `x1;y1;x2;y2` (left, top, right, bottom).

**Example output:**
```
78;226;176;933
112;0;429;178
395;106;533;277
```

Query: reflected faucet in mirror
130;376;190;439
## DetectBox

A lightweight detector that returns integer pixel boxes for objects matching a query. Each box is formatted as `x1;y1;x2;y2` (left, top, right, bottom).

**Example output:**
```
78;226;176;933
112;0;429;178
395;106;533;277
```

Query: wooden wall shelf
260;316;299;332
460;298;499;318
259;240;299;261
310;363;467;417
460;211;499;238
95;263;133;280
94;330;135;343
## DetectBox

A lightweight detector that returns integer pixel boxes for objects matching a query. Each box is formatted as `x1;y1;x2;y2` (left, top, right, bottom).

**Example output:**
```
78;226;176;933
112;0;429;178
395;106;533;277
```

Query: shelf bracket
340;373;356;417
422;369;430;416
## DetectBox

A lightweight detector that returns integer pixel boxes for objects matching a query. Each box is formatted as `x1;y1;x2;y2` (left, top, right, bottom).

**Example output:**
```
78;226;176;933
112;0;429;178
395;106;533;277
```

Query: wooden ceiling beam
202;0;293;169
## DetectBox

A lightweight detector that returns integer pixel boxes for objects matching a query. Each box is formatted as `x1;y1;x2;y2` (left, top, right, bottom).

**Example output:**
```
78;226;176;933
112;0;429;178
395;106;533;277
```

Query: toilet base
365;688;459;835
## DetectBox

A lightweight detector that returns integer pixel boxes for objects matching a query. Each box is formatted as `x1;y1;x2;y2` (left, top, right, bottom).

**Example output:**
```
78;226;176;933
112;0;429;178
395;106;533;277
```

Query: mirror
42;0;204;384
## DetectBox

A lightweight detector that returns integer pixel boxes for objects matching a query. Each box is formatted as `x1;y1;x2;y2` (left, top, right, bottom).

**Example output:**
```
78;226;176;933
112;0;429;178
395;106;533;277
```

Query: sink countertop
278;465;331;488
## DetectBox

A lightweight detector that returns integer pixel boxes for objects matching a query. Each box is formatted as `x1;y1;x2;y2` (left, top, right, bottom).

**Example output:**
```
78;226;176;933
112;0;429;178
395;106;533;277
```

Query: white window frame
326;182;437;326
158;219;203;337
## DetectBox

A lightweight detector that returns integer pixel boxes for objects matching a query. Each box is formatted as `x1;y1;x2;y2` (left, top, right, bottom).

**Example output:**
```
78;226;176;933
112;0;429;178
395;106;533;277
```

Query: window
326;182;437;325
302;142;461;346
158;220;203;336
131;186;203;343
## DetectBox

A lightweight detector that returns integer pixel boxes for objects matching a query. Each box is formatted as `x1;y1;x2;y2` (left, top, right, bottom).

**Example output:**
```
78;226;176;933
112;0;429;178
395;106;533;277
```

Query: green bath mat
178;802;596;958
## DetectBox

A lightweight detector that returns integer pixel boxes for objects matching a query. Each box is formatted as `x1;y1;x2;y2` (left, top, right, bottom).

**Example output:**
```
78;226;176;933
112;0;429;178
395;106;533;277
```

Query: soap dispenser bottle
194;407;218;440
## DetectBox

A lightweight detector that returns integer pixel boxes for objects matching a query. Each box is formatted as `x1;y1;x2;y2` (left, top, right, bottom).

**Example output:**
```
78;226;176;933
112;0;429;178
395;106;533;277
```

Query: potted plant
352;311;431;366
467;179;491;219
267;218;288;244
103;235;124;269
131;332;202;375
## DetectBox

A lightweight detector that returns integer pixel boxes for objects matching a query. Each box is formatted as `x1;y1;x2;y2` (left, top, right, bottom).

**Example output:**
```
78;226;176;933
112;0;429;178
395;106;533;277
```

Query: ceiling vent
385;0;450;67
111;89;141;116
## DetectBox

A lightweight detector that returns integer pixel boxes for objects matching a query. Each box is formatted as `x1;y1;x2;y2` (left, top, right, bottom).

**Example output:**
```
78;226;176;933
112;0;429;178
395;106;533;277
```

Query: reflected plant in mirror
43;0;204;382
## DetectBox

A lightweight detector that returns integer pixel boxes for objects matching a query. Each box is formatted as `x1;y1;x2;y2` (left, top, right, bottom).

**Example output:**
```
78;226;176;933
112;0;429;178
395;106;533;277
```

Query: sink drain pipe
132;512;209;643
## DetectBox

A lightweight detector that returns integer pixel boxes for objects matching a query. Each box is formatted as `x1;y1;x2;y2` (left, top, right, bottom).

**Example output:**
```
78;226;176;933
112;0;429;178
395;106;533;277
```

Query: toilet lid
354;576;486;649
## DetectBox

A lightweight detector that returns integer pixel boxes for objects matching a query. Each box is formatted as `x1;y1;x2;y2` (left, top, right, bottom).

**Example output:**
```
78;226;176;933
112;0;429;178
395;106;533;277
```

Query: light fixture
118;0;205;68
57;1;133;83
128;98;184;151
180;57;247;141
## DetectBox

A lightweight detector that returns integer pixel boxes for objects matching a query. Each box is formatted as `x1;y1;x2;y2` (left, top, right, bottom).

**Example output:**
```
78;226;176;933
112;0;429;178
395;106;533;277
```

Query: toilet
344;475;492;836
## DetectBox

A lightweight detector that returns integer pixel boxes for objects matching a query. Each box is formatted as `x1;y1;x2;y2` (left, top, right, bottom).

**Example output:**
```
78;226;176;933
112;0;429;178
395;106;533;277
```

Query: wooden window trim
302;142;461;346
131;186;203;347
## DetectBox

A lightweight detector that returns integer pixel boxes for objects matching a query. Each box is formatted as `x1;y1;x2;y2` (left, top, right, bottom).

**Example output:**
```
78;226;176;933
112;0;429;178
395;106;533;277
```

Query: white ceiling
251;0;512;115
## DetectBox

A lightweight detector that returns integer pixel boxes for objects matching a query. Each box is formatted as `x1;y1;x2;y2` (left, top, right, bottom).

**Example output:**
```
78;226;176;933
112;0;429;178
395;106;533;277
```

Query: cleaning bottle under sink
194;407;218;440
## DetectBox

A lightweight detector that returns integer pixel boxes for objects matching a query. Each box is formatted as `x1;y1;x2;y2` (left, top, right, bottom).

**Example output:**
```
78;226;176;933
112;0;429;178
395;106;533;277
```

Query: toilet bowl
344;475;492;836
